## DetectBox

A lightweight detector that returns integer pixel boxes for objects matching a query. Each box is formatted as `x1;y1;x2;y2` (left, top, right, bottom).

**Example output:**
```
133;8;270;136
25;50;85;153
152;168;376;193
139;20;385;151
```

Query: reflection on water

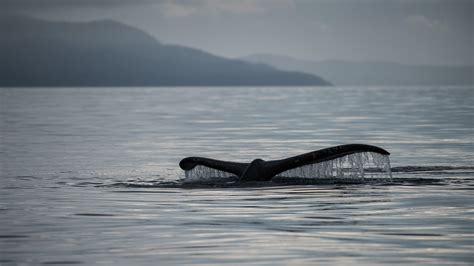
0;86;473;264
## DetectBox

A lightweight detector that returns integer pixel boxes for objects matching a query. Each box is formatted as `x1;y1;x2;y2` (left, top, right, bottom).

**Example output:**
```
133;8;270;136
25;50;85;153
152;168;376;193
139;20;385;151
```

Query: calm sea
1;86;473;265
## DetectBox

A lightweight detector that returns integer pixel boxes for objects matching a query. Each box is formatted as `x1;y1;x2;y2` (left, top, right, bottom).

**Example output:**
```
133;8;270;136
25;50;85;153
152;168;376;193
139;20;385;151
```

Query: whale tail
180;144;391;182
179;157;248;179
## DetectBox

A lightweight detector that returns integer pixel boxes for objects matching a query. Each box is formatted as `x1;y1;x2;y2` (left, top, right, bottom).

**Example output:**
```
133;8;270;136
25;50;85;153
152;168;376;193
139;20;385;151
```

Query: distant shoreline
1;15;331;87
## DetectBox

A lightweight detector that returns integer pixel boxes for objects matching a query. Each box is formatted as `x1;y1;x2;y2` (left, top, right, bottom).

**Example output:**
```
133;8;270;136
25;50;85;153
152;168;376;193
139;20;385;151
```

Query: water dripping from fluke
180;144;392;184
99;144;470;189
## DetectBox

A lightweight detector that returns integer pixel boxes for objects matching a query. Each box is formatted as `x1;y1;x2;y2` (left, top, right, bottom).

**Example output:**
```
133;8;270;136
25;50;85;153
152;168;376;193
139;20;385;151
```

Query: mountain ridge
0;15;331;87
240;53;473;86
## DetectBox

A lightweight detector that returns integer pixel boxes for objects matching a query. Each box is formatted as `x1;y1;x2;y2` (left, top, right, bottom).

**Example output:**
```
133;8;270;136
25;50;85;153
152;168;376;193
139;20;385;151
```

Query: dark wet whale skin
180;144;390;182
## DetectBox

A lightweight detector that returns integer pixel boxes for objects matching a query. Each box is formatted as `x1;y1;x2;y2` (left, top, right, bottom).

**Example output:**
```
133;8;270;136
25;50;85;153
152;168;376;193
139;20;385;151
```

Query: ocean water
0;86;473;265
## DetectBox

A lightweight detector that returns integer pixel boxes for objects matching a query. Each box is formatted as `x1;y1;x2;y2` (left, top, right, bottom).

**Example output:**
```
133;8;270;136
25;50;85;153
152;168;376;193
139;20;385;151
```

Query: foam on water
183;152;392;182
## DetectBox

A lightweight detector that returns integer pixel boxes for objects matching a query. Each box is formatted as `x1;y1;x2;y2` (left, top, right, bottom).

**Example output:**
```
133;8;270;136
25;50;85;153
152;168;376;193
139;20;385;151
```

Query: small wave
105;177;445;189
103;180;183;189
42;261;83;265
391;166;474;172
0;235;29;239
74;213;115;217
92;165;474;189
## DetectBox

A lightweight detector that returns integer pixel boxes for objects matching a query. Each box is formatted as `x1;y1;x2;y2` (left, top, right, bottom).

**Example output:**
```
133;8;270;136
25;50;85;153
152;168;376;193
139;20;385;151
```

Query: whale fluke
180;144;391;182
179;157;248;177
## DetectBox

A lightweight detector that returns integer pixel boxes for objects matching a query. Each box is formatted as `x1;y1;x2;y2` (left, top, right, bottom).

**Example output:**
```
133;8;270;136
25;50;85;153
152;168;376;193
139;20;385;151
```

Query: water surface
1;86;473;265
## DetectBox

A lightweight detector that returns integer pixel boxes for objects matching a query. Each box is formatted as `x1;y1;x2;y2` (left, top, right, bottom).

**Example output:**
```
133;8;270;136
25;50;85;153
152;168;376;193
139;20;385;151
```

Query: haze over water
1;86;473;265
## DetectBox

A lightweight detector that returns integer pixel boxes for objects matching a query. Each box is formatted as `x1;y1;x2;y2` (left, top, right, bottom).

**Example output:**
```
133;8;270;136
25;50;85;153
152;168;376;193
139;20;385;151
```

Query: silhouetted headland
0;15;331;87
241;53;474;86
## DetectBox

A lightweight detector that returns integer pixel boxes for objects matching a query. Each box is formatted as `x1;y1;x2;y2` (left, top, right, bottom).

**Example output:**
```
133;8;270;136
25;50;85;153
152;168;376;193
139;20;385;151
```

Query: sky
2;0;473;66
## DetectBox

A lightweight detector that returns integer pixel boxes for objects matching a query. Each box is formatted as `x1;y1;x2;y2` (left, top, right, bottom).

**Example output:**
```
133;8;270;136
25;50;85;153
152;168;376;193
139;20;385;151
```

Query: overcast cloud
2;0;472;65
